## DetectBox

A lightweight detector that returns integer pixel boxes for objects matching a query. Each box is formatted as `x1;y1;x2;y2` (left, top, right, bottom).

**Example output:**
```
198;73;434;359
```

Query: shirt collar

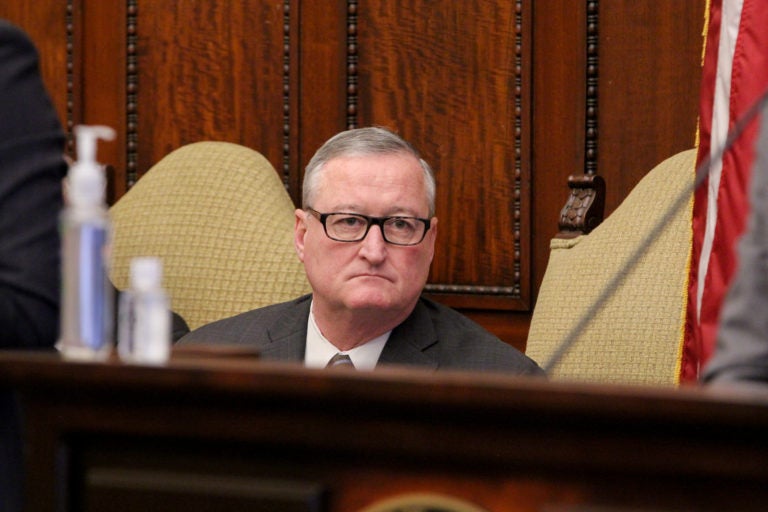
304;302;390;370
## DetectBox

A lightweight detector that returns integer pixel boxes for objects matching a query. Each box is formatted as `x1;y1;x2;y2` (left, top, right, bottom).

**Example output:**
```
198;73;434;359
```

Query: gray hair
302;126;436;217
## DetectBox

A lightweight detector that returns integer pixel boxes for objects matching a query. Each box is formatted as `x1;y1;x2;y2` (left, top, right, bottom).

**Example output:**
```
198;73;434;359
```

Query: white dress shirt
304;303;389;370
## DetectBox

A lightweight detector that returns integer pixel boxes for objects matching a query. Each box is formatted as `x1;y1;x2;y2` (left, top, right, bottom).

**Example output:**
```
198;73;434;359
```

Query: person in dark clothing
0;19;68;512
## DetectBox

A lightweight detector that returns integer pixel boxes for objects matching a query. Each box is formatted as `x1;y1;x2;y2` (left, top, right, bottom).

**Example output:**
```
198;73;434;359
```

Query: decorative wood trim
282;0;292;187
66;0;75;156
512;0;524;296
556;174;606;238
585;0;599;177
126;0;138;188
346;0;358;129
425;284;518;296
557;0;604;238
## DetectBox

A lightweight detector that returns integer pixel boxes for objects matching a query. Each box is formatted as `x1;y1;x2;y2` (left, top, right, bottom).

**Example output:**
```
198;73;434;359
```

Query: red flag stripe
696;0;742;322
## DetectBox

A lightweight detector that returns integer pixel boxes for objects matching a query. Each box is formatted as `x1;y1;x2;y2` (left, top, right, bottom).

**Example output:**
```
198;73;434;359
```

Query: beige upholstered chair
525;149;696;385
109;141;311;330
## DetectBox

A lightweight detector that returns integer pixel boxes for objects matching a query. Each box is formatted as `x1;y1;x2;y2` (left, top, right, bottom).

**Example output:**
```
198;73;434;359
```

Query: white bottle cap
130;257;163;292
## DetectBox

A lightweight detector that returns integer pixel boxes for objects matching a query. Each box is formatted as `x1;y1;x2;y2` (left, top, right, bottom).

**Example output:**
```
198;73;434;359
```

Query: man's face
294;152;437;318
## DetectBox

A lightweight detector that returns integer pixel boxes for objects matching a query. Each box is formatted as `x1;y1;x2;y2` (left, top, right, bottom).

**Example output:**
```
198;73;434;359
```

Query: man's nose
359;223;388;261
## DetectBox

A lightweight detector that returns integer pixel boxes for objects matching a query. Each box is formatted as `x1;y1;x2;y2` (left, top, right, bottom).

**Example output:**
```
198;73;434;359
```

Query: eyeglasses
306;207;431;246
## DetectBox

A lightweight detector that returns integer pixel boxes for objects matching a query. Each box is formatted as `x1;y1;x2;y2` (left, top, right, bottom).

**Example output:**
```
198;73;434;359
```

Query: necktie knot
326;353;355;369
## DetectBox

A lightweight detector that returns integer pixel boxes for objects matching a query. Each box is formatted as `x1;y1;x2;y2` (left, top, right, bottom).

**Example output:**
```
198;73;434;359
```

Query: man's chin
344;297;394;311
341;288;401;311
343;290;424;316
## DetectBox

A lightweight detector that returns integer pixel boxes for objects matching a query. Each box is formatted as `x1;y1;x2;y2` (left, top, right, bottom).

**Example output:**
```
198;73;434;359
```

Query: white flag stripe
696;0;744;321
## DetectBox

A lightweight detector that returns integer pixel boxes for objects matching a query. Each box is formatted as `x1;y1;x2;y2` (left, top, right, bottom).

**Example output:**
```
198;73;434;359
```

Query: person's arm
0;20;67;348
704;241;768;385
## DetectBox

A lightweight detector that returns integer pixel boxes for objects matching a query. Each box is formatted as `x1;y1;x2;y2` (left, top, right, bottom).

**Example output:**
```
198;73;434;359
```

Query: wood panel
133;1;290;194
1;1;704;350
296;2;349;166
349;0;532;311
531;0;588;288
597;0;703;213
78;1;126;202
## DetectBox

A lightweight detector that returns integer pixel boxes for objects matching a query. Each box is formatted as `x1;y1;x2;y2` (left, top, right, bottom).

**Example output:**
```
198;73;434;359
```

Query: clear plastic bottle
57;125;116;361
118;257;171;365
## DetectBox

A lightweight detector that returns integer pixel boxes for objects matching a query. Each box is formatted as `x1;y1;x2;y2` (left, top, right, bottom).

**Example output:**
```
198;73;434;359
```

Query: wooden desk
1;350;767;512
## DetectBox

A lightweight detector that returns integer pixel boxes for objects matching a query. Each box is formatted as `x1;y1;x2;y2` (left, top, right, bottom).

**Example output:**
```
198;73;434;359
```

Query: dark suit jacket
180;294;544;375
1;20;67;512
0;20;66;348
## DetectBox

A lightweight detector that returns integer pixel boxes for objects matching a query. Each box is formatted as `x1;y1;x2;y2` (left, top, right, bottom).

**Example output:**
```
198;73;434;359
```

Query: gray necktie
326;353;355;368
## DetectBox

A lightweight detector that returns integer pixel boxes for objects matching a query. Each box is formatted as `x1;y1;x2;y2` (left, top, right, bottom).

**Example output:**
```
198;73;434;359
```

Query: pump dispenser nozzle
68;125;116;208
75;125;115;163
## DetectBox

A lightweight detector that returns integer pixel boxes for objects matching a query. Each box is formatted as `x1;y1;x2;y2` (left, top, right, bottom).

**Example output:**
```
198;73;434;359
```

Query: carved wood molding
127;0;138;188
557;174;605;238
66;0;75;156
346;0;358;129
557;0;604;238
282;0;292;186
425;284;518;296
585;0;599;178
512;0;524;296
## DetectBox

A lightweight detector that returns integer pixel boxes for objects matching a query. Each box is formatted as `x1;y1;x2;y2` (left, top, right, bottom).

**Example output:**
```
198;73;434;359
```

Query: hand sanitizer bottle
118;257;171;365
58;125;116;361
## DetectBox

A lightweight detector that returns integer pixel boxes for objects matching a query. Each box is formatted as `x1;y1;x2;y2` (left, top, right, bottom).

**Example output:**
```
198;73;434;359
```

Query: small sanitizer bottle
118;257;171;365
58;125;116;361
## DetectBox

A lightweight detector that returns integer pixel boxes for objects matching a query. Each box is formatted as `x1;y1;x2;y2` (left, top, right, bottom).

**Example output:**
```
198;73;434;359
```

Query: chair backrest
525;149;696;385
109;141;311;330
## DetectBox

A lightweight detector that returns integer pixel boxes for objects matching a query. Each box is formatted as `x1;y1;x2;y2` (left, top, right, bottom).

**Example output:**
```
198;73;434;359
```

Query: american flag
682;0;768;381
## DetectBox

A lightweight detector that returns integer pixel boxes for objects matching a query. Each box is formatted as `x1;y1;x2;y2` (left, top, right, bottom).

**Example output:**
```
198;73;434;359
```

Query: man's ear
294;209;307;261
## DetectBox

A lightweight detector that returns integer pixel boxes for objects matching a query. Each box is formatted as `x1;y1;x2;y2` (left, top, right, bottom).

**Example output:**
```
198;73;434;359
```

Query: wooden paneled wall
1;1;703;351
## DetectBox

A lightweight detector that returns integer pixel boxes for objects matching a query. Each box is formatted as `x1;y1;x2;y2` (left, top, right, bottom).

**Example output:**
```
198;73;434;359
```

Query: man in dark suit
181;127;543;375
0;19;68;512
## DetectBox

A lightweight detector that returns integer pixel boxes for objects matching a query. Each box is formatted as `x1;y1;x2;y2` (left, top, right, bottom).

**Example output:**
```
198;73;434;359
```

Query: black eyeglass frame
306;207;432;246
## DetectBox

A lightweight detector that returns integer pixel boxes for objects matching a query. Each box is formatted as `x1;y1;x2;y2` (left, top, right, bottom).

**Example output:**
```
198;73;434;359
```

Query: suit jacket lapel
259;295;311;361
377;299;438;370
